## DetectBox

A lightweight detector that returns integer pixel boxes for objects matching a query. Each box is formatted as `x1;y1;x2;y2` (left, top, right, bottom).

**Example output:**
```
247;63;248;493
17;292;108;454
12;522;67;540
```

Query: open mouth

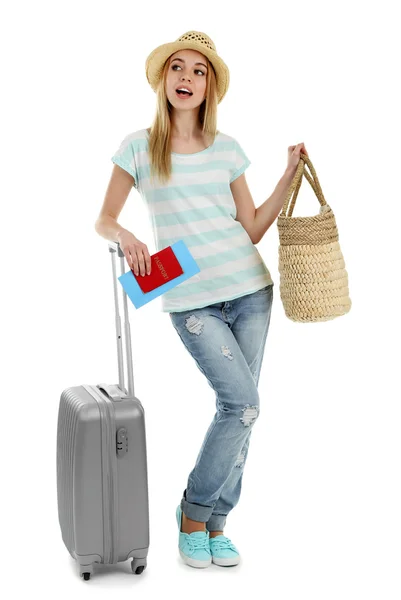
176;88;193;98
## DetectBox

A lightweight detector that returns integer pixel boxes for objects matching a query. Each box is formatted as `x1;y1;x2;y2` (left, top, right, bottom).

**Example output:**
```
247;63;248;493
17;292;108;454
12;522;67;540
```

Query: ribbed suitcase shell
56;242;149;580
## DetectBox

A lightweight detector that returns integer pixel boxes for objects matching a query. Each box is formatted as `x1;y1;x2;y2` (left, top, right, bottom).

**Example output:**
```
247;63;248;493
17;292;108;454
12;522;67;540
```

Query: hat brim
145;40;230;104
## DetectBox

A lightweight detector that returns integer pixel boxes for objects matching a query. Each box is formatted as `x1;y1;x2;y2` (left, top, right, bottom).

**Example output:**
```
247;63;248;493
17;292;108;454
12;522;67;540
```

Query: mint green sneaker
209;535;241;566
176;505;212;568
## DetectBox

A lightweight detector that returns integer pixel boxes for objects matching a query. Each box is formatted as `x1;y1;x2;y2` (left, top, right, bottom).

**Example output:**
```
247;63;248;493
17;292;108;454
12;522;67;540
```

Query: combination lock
116;427;128;456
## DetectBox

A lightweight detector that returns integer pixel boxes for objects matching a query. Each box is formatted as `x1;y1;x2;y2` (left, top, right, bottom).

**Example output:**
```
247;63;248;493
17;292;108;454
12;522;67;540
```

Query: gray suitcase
57;241;149;581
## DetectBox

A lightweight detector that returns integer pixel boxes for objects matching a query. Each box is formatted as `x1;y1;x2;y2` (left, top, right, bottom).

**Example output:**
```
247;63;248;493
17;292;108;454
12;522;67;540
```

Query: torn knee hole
221;345;233;360
184;315;204;335
240;404;259;427
234;451;246;468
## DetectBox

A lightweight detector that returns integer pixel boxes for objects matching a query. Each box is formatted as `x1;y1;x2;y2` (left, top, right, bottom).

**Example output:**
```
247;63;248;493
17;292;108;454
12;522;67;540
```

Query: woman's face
165;48;208;109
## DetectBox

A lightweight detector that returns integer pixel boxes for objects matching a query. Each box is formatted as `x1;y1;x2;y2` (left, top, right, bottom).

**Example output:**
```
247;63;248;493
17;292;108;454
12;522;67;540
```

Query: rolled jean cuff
206;513;227;532
180;489;213;523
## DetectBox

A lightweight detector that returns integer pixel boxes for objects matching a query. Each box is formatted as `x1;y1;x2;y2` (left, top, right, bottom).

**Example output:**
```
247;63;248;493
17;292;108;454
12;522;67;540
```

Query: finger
137;249;146;277
130;253;139;276
145;254;151;275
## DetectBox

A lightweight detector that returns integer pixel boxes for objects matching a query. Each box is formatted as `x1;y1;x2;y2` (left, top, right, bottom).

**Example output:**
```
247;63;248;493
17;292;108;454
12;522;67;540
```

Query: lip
175;89;193;100
176;85;193;94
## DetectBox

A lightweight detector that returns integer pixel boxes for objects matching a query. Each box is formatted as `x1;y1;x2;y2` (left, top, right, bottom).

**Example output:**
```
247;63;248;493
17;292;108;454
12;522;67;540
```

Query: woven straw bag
277;154;351;322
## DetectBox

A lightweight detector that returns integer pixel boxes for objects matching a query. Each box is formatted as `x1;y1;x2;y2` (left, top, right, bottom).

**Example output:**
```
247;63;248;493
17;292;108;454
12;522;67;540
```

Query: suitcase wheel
131;558;147;575
82;573;91;581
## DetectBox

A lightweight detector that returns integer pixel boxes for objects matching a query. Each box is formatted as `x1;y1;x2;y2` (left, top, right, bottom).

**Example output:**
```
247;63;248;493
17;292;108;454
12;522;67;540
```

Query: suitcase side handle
107;241;135;399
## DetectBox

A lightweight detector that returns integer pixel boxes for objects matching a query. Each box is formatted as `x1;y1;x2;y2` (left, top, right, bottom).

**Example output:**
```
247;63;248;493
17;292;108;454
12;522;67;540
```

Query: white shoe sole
179;548;212;568
212;555;241;566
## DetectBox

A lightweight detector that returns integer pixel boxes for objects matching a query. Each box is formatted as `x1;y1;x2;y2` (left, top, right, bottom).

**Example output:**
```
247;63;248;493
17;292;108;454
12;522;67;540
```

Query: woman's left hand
287;143;308;174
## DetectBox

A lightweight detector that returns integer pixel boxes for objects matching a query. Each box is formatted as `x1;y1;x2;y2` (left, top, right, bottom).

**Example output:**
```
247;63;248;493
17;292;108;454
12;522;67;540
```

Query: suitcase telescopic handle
105;241;135;399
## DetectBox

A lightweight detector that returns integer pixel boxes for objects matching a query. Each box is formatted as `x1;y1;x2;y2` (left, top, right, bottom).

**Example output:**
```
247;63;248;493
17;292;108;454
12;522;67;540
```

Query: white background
1;0;400;597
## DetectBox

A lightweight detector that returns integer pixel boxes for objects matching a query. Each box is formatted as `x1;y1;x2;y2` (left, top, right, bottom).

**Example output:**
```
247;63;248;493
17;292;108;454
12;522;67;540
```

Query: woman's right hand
117;229;151;276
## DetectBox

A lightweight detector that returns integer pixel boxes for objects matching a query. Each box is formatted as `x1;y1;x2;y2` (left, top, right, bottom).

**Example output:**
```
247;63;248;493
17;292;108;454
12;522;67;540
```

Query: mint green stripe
166;263;269;299
234;140;248;162
230;158;251;183
147;181;231;203
113;144;135;167
132;138;235;154
193;243;255;271
136;160;234;183
158;223;244;248
154;204;234;226
111;156;136;179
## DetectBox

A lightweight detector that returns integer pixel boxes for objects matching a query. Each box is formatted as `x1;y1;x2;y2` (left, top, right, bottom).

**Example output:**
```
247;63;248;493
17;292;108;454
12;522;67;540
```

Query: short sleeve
111;134;140;190
229;139;251;183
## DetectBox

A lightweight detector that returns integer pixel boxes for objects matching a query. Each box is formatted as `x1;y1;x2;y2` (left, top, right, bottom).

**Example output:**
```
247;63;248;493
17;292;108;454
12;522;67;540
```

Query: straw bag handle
280;154;327;218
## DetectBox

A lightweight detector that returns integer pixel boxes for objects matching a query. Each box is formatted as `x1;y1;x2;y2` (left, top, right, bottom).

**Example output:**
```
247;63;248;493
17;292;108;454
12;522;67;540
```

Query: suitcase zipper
83;384;119;564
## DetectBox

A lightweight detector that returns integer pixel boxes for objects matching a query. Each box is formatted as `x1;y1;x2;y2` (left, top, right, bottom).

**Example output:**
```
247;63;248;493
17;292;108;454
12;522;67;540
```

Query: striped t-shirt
111;128;274;313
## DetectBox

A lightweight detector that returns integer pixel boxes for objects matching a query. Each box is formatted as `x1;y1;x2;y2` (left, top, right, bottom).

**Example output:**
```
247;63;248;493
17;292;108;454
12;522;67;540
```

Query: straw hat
145;30;230;104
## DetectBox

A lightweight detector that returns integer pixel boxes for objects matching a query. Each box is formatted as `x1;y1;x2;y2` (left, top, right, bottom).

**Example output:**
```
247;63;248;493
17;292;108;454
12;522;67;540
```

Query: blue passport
118;240;200;309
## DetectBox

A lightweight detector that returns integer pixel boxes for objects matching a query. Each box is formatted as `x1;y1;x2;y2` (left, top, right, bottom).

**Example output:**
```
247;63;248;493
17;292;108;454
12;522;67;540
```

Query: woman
95;30;307;569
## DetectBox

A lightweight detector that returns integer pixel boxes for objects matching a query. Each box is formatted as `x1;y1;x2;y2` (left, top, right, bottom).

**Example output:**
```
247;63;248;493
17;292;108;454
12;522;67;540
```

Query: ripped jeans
169;283;274;532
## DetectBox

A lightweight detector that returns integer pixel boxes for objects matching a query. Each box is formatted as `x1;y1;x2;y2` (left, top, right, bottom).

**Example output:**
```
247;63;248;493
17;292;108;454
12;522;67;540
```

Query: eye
171;64;205;76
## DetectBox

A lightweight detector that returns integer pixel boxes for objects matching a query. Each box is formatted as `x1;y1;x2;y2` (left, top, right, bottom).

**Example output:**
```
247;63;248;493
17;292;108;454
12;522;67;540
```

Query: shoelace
209;537;238;552
187;533;210;551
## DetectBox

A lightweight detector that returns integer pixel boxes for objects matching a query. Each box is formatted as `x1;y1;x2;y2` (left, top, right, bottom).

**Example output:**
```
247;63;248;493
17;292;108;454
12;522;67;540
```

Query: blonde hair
147;54;219;186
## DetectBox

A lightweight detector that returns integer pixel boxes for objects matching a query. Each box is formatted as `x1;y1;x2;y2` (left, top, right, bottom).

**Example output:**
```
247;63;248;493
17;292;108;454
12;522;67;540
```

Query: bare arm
252;168;294;244
94;164;136;241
